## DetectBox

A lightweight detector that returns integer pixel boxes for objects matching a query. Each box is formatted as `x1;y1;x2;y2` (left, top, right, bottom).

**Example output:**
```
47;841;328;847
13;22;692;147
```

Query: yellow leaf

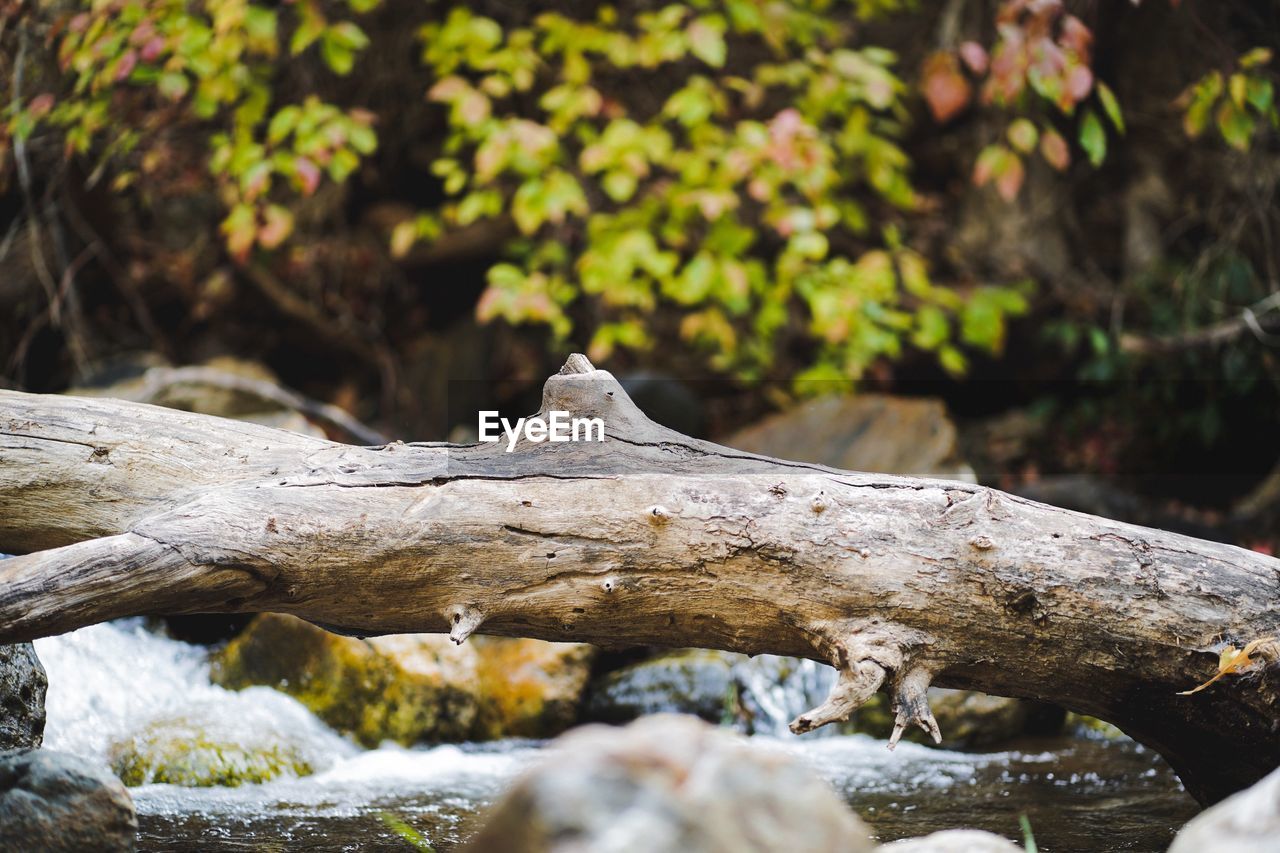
1179;636;1277;695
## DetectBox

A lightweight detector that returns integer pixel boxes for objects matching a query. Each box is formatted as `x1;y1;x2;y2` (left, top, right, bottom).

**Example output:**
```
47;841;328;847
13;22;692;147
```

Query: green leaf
290;12;326;55
267;106;300;144
1078;109;1106;167
789;232;828;260
348;122;377;155
1096;82;1124;134
512;180;546;234
1216;101;1254;151
321;37;355;75
157;72;189;101
1246;78;1274;114
1239;47;1273;69
602;171;637;202
1006;119;1038;154
687;17;726;68
328;147;360;182
911;305;949;350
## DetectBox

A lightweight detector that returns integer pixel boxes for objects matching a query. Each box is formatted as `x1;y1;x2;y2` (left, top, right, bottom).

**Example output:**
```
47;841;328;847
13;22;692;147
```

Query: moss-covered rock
212;614;596;745
110;716;315;787
211;614;480;747
471;637;595;740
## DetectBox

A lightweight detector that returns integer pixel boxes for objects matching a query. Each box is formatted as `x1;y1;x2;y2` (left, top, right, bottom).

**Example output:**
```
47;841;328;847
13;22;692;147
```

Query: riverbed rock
0;642;47;750
212;614;593;746
1168;763;1280;853
0;749;137;852
470;637;595;740
880;829;1022;851
107;697;336;787
855;688;1065;749
464;714;876;853
585;649;738;725
212;614;481;746
722;393;975;481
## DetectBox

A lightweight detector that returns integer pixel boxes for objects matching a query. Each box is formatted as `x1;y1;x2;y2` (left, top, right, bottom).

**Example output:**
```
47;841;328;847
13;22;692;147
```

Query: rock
470;637;595;740
852;688;1064;749
464;714;875;853
107;692;345;787
585;649;737;725
1168;763;1280;853
723;393;974;481
0;750;137;852
212;614;480;747
212;614;594;746
879;829;1022;852
585;649;838;736
0;643;46;750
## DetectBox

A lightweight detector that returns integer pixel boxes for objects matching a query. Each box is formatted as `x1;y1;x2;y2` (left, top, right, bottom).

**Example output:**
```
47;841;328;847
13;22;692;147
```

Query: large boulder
0;750;137;852
470;636;595;740
0;642;46;750
212;614;593;746
1168;763;1280;853
212;614;481;746
464;714;876;853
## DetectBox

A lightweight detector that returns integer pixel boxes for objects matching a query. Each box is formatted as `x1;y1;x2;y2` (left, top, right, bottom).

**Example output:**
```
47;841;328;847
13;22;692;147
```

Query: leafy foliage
1178;48;1278;151
4;0;382;260
411;3;1027;381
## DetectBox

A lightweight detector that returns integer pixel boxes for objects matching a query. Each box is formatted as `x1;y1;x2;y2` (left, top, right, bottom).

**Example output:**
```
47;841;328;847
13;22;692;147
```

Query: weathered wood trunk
1;356;1277;804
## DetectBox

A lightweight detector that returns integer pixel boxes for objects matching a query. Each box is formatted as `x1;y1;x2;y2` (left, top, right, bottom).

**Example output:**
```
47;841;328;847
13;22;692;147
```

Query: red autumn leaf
1060;15;1093;62
258;205;294;250
1039;128;1070;171
293;157;321;196
140;36;167;63
1066;63;1093;103
27;93;55;118
959;41;989;75
114;50;138;82
922;53;971;123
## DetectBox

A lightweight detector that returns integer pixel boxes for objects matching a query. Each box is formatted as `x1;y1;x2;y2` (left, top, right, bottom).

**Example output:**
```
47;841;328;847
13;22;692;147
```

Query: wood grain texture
2;357;1278;804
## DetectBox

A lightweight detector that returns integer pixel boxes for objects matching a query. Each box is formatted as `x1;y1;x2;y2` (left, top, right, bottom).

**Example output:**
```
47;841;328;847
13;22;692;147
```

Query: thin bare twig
137;365;388;445
1119;290;1280;355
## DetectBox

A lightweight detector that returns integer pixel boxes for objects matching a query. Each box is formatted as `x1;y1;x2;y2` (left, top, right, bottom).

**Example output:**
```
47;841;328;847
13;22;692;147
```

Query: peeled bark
2;356;1278;805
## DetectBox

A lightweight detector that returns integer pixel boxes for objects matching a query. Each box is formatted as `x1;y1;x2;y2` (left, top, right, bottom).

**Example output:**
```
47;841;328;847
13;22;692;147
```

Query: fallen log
1;355;1277;804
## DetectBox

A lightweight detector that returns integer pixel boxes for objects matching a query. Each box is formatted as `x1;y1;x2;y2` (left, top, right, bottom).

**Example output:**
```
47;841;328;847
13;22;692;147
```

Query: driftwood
1;355;1278;804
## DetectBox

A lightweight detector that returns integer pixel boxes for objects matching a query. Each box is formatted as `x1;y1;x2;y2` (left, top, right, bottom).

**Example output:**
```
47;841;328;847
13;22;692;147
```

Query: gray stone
723;393;974;481
879;829;1022;852
1169;763;1280;853
464;714;876;853
0;643;46;750
0;750;137;852
585;649;738;725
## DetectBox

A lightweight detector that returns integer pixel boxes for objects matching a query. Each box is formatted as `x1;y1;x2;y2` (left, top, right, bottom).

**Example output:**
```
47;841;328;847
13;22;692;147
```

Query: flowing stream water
34;621;1199;852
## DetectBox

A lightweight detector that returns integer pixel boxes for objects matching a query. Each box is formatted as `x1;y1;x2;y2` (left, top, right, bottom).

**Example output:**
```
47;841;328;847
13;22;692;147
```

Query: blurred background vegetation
1;0;1277;548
